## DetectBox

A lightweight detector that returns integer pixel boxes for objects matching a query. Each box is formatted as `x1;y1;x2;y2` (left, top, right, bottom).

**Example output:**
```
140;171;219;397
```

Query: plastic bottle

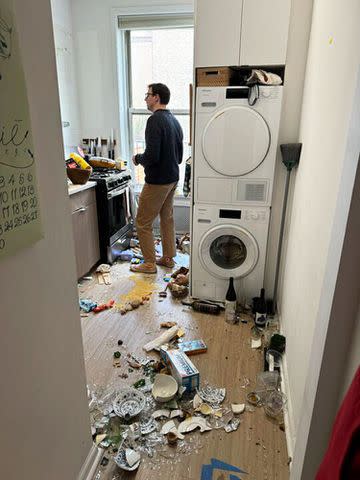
225;277;237;324
255;288;267;328
70;152;91;170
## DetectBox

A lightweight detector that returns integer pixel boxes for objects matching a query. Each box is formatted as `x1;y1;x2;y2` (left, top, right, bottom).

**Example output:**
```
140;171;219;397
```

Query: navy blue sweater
135;109;183;185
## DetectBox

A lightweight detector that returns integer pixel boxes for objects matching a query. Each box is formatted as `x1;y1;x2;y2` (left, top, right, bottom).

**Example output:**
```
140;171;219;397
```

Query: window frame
117;11;193;194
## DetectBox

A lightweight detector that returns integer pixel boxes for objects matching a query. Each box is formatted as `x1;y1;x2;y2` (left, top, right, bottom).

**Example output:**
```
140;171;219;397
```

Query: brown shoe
130;262;157;274
156;256;175;268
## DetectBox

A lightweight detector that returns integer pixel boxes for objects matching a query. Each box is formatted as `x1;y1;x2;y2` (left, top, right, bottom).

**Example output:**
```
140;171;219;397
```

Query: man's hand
132;155;138;166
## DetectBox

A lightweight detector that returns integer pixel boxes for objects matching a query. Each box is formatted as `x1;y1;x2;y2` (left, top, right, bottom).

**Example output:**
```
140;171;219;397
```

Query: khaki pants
136;182;177;263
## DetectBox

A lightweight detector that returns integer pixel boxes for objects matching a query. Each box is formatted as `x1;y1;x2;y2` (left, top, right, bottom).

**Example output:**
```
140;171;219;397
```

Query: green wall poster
0;0;43;259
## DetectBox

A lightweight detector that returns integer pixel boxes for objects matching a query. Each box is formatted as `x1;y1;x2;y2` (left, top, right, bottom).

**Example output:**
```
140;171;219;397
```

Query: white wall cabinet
195;0;291;67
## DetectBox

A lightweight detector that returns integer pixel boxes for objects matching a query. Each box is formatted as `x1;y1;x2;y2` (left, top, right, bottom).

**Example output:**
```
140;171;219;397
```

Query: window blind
118;14;193;30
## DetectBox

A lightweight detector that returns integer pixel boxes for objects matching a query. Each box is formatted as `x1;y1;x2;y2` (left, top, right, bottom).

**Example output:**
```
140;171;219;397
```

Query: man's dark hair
149;83;170;105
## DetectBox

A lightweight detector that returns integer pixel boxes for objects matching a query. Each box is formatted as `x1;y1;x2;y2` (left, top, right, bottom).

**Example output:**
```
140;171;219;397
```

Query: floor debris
81;246;288;477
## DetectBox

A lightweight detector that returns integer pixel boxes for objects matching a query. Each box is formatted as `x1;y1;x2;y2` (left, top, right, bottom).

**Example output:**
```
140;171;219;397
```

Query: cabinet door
72;202;100;278
240;0;291;65
195;0;243;67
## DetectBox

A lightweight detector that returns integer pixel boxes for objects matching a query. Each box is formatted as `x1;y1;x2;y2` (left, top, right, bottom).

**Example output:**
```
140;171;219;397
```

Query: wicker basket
67;167;92;185
196;67;234;86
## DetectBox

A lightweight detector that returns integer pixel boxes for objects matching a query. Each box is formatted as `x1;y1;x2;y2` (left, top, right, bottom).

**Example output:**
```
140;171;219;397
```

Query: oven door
107;184;132;245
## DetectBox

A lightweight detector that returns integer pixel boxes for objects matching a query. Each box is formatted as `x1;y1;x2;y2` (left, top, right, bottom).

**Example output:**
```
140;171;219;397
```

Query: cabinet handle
75;206;87;213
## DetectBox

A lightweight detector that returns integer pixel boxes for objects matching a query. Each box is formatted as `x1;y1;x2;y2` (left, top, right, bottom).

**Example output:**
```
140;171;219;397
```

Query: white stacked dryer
194;86;283;206
190;85;283;302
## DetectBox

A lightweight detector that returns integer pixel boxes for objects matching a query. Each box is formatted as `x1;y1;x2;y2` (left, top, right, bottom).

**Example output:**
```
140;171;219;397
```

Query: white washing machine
194;86;283;206
190;203;270;303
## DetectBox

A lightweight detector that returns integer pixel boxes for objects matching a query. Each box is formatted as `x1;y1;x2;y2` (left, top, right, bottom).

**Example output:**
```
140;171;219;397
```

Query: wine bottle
225;277;237;324
255;288;267;328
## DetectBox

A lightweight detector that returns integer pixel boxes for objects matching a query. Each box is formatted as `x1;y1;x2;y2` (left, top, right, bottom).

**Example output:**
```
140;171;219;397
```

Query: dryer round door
198;224;259;279
202;106;270;176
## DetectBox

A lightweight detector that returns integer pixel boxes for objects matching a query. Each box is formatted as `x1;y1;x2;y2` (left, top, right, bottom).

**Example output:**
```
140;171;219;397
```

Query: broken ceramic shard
170;409;184;419
160;420;185;440
139;417;158;435
125;449;141;467
113;388;145;419
231;403;246;414
160;420;177;435
152;409;171;419
224;418;241;433
198;385;226;406
193;393;203;409
251;338;262;349
198;403;213;415
178;416;212;434
114;448;140;471
152;374;178;402
95;434;107;445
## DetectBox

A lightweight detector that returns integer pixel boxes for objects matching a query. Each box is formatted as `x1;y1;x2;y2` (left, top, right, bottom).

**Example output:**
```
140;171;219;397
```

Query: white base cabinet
69;187;100;279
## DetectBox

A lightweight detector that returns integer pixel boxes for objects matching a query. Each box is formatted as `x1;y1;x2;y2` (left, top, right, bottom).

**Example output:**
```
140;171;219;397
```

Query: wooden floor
79;261;289;480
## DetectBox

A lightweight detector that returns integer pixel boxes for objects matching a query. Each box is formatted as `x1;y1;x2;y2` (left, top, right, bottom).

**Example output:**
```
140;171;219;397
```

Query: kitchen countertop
68;181;97;196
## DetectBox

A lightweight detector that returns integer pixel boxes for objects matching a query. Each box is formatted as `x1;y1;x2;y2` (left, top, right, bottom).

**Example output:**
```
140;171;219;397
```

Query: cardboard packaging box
160;348;200;392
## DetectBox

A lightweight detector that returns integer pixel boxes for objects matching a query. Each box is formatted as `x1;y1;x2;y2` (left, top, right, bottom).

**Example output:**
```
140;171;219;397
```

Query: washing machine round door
202;106;270;176
199;225;259;279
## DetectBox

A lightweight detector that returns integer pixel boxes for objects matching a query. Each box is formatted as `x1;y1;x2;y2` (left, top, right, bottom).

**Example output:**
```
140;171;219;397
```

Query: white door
199;224;259;279
202;106;270;176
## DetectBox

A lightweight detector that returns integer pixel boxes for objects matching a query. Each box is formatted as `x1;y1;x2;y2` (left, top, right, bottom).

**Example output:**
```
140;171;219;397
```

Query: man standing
130;83;183;274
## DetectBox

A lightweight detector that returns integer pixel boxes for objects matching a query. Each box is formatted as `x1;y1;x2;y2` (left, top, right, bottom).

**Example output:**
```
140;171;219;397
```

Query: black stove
90;168;132;191
90;168;133;263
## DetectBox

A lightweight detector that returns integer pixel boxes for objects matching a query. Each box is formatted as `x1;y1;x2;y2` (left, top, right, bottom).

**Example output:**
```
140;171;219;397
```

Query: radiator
153;203;190;234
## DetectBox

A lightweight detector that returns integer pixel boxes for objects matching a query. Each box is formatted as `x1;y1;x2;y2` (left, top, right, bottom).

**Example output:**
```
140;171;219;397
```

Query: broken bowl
114;448;140;471
113;388;146;419
152;373;178;403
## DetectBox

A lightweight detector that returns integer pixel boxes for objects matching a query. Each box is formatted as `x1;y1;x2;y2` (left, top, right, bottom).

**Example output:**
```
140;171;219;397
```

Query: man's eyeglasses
145;92;155;99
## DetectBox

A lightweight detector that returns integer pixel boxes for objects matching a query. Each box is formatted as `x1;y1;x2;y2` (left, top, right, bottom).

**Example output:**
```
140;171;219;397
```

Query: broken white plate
125;449;141;468
114;448;140;471
178;416;212;434
152;374;178;403
231;403;245;414
152;409;171;419
160;420;176;435
160;420;185;440
170;409;184;419
193;393;203;409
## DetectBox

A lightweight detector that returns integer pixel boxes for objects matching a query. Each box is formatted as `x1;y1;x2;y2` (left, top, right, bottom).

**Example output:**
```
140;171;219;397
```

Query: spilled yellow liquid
117;274;158;306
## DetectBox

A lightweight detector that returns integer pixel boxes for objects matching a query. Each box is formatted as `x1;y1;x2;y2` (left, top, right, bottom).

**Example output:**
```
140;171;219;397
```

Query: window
118;15;193;193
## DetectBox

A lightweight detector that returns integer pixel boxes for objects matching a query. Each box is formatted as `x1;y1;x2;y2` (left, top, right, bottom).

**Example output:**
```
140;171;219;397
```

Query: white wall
0;1;92;478
264;0;314;301
278;0;360;459
51;0;82;157
71;0;193;157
